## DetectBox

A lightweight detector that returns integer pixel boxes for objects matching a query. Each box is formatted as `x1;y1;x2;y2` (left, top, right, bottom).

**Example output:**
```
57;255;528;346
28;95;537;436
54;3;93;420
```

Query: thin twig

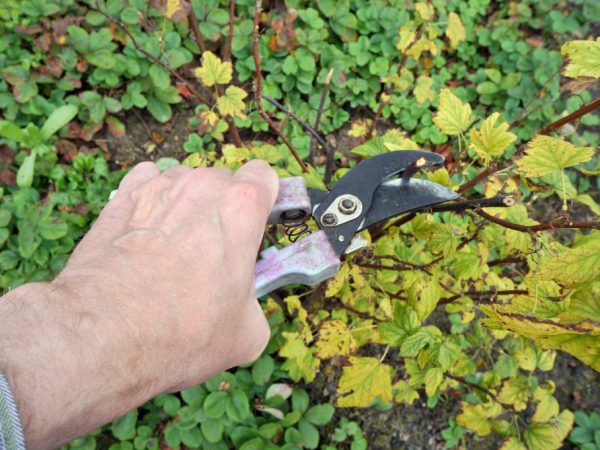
477;208;600;232
92;2;211;105
539;96;600;135
188;10;207;52
488;256;525;267
262;95;336;162
252;0;308;172
438;289;528;305
309;68;334;165
222;0;235;61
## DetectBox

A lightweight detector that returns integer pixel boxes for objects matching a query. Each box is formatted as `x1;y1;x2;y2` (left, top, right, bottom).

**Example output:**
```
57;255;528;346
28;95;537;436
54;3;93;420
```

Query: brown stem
252;0;308;172
540;97;600;135
446;374;497;401
92;3;211;105
222;0;235;61
477;208;600;232
309;68;334;165
438;289;528;305
188;10;207;52
226;118;244;147
488;256;525;267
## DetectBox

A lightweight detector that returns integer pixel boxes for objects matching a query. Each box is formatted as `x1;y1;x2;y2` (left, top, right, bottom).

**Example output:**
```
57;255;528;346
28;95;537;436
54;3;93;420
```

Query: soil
103;104;600;450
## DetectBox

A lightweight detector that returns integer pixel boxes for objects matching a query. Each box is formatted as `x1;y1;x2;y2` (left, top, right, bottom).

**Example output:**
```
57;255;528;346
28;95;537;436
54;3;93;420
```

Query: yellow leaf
499;437;527;450
524;410;574;450
348;119;373;138
470;113;516;162
424;367;444;396
456;401;503;436
279;332;320;382
405;38;438;59
393;380;419;405
414;75;434;104
516;135;594;177
337;357;393;407
497;377;529;411
427;168;453;188
561;38;600;79
532;383;559;423
482;306;600;371
199;110;219;128
193;51;232;87
316;320;358;359
396;25;416;53
381;129;419;150
515;345;537;371
286;296;313;343
182;152;205;168
415;2;434;20
433;88;473;136
535;231;600;287
164;0;190;21
216;85;247;118
446;12;466;48
415;280;441;320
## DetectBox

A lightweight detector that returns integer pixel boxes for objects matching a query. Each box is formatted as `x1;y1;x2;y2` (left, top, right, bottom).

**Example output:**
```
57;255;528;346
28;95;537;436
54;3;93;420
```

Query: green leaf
292;389;310;413
0;121;27;144
304;404;334;425
149;65;171;90
201;418;224;443
111;410;138;441
337;357;393;407
470;112;516;161
298;420;320;449
38;218;68;240
251;355;274;386
516;135;594;177
17;150;36;188
193;51;232;87
225;390;250;422
561;38;600;78
216;86;247;118
203;391;228;418
0;229;8;247
147;97;172;123
41;105;79;141
433;88;473;136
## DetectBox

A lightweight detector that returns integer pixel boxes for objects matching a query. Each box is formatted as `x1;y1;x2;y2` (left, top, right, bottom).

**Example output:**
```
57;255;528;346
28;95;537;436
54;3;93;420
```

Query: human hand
0;160;279;449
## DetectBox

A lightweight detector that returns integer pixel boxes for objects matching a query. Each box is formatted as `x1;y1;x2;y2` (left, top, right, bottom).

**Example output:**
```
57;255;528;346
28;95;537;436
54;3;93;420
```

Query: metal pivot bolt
339;198;357;215
321;213;338;227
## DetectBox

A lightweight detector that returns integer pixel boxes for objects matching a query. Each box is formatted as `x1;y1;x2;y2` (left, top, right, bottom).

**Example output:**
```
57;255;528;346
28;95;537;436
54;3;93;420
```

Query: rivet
339;198;357;214
322;213;338;227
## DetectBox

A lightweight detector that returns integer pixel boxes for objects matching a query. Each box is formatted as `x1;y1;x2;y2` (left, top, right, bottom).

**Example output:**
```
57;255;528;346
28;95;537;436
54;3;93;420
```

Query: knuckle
229;180;270;207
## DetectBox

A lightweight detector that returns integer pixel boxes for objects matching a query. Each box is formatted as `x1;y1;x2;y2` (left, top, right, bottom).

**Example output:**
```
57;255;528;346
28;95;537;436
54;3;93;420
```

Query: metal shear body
255;150;459;297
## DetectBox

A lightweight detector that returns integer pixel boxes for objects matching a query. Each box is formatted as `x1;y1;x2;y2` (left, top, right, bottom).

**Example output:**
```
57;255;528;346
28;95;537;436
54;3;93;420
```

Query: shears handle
255;177;340;297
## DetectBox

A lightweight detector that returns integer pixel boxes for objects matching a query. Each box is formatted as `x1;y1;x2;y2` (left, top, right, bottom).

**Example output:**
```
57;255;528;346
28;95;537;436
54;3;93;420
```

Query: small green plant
570;411;600;450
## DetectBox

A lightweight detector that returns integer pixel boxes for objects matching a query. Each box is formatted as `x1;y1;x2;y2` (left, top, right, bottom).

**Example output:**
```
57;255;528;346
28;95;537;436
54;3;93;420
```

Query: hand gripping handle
255;230;341;297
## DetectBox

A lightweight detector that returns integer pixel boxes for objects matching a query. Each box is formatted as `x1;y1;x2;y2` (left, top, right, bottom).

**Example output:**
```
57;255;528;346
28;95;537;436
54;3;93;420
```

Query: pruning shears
255;150;460;297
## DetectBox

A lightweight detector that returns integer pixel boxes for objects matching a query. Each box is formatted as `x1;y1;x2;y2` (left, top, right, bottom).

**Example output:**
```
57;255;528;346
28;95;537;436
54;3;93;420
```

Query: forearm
0;282;158;450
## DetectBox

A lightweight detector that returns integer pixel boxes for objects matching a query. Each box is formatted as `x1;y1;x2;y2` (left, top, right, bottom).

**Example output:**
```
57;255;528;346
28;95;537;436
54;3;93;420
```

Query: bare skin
0;160;279;449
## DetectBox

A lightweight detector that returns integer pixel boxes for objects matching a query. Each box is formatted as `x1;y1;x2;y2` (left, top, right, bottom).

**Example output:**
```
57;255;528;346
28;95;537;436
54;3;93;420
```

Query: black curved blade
358;178;459;231
313;151;445;255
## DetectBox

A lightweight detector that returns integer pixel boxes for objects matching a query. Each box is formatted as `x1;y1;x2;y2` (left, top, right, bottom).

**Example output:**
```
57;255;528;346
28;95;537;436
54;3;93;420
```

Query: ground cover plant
0;0;600;448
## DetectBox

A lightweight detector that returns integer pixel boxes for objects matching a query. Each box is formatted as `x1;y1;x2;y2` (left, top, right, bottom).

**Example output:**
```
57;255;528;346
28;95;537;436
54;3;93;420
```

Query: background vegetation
0;0;599;448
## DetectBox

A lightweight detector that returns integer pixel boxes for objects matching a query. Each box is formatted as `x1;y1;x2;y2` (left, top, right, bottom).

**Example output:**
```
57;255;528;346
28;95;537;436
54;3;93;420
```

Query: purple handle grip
268;177;312;224
255;231;341;297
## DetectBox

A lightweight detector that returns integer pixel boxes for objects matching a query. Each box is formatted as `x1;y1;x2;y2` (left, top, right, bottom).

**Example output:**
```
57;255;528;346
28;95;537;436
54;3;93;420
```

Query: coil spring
281;210;311;242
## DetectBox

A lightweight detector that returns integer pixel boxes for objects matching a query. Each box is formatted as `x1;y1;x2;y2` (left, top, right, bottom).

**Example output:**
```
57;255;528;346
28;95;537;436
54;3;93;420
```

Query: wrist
0;280;159;449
